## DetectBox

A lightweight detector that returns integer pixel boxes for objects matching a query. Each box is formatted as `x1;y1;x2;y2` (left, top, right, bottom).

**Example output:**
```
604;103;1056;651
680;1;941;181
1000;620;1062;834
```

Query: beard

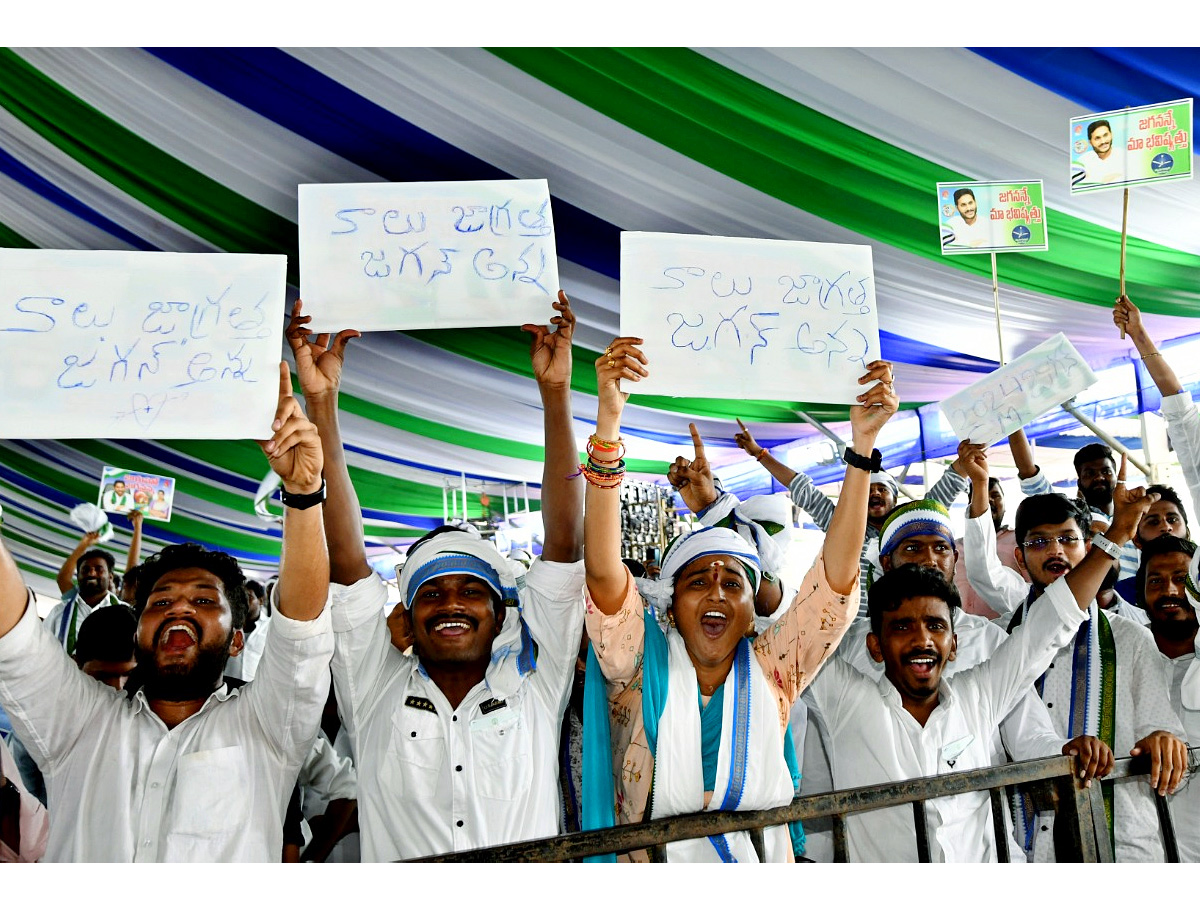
135;639;232;701
1081;482;1113;509
1152;615;1199;644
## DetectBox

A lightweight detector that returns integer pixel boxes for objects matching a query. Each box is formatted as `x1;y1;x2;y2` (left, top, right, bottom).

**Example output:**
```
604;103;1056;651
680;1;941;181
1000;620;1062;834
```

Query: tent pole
1060;401;1151;477
797;411;845;449
894;461;918;502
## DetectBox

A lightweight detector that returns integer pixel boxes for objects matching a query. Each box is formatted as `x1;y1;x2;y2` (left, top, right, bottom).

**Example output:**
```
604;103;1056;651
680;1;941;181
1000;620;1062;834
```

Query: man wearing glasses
963;462;1185;862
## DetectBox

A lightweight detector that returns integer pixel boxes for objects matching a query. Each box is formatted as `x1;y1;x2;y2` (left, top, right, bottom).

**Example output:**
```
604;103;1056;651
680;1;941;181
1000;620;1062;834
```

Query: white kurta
1028;605;1184;862
330;559;584;861
806;575;1087;862
1162;651;1200;862
0;595;333;861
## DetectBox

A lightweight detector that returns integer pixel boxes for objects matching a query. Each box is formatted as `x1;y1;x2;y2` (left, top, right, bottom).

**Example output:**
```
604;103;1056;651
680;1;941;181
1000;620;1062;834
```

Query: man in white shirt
225;578;270;682
286;293;585;861
806;475;1158;862
1136;535;1200;861
1081;119;1126;185
947;187;989;248
991;488;1187;861
0;365;333;861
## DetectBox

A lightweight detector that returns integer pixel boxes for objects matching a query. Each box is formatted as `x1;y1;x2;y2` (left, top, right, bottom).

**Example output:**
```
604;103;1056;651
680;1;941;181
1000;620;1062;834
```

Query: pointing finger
689;423;706;461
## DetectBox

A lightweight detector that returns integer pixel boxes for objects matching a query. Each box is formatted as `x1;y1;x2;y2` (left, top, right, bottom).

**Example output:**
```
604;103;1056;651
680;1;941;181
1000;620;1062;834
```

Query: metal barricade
407;748;1198;863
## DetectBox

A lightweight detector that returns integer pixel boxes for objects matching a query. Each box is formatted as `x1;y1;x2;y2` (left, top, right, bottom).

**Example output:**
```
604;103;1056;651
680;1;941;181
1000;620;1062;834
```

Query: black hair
73;604;137;665
622;558;647;578
1087;119;1111;140
966;477;1003;499
1145;484;1189;525
133;542;248;630
952;188;976;205
1135;535;1198;608
244;579;266;601
1072;442;1115;476
868;564;961;636
77;547;116;577
1015;493;1092;548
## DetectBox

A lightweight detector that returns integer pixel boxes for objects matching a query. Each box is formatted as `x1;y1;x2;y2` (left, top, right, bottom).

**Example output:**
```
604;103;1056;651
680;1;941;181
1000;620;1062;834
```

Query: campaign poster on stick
0;249;287;440
619;232;881;404
98;466;176;522
299;179;560;332
1070;99;1193;193
939;333;1097;446
937;181;1048;255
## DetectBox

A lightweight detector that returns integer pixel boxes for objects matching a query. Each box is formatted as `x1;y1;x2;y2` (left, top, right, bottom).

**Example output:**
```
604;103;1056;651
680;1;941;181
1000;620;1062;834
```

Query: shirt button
151;782;160;789
456;820;464;828
411;731;417;738
452;715;458;722
1040;825;1049;832
1049;663;1054;669
455;765;463;772
1047;703;1053;708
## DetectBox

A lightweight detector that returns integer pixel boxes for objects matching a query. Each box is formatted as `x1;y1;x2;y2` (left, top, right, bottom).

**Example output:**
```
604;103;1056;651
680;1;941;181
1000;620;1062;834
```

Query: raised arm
1061;454;1152;611
583;337;648;612
124;510;143;573
55;532;98;595
259;362;329;621
823;361;899;594
521;290;583;563
1115;295;1184;396
961;445;1027;616
735;418;800;489
286;298;368;587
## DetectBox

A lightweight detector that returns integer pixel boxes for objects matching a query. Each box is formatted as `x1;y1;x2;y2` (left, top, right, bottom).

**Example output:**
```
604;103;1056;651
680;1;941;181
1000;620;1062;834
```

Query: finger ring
605;347;613;357
1116;479;1126;483
608;359;616;368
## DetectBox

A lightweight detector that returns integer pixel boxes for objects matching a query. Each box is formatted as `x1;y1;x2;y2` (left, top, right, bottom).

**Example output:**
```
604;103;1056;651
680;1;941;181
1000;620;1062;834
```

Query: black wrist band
843;446;882;473
280;478;327;510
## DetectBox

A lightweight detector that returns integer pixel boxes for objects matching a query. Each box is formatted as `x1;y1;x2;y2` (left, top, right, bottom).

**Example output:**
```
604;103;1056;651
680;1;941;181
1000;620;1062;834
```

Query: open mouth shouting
158;622;198;653
1042;558;1072;579
699;609;728;639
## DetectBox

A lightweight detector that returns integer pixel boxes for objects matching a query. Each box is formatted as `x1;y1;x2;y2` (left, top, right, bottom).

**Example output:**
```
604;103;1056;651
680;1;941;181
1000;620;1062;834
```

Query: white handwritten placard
0;249;287;439
299;179;560;332
939;333;1097;445
619;232;880;403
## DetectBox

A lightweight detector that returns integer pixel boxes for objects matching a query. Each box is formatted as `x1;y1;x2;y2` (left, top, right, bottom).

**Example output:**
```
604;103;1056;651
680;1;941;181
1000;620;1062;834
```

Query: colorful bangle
587;435;626;461
755;447;769;461
580;456;626;488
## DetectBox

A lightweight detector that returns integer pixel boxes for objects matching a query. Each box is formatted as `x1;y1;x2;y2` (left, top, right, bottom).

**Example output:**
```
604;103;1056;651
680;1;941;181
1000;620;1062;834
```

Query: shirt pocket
471;705;532;800
387;706;445;800
168;746;251;838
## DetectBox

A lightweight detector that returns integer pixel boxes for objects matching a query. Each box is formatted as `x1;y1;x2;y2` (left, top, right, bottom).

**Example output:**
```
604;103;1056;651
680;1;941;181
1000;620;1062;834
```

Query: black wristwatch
842;445;883;473
279;478;327;510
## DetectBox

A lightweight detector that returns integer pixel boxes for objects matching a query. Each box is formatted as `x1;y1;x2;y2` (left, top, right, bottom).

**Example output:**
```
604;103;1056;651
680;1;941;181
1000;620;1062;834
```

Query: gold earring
666;610;676;629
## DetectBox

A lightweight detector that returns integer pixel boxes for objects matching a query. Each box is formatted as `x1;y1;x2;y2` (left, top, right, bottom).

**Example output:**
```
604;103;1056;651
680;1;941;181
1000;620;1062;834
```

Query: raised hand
951;438;988;477
849;360;899;445
521;289;575;390
667;423;719;513
734;417;764;460
259;362;324;494
285;298;361;403
1113;295;1146;342
594;337;648;425
1109;453;1153;544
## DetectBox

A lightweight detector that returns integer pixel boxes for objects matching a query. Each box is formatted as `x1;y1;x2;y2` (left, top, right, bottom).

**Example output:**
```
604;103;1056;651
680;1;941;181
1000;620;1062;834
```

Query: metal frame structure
409;750;1199;863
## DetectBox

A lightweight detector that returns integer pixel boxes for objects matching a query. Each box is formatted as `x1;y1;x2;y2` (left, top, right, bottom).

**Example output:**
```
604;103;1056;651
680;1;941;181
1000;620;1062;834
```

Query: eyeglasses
1021;536;1084;550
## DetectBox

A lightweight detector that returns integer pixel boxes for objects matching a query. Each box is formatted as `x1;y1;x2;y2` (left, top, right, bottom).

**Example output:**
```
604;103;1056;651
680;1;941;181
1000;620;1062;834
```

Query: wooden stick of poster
990;251;1005;365
1118;187;1130;339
